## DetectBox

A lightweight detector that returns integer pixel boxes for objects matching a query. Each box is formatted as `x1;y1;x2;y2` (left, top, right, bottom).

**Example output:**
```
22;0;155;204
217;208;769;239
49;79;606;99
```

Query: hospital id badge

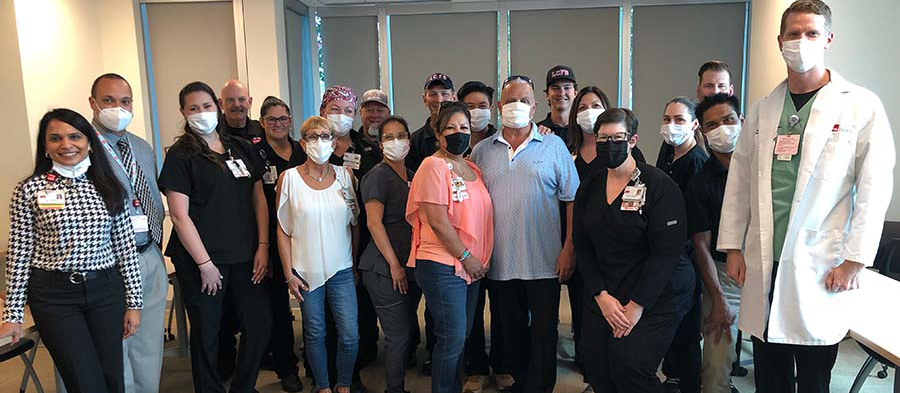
621;200;642;212
340;188;357;210
622;185;646;202
262;165;278;184
36;190;65;210
226;159;251;178
130;215;150;233
450;177;469;202
775;135;800;161
342;153;361;170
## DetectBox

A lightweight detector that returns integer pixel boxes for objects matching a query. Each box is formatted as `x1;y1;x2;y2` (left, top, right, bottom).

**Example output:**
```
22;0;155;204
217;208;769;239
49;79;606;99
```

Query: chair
848;221;900;393
0;325;45;393
164;271;189;357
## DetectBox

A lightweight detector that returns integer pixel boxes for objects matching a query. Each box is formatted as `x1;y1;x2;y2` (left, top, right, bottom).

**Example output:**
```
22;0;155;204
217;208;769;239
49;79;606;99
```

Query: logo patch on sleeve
667;220;678;226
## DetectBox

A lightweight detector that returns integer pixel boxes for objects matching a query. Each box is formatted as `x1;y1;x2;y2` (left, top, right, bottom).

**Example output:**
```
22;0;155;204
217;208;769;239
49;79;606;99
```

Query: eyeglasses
502;75;534;89
302;133;334;142
381;132;409;142
264;116;292;125
595;132;630;143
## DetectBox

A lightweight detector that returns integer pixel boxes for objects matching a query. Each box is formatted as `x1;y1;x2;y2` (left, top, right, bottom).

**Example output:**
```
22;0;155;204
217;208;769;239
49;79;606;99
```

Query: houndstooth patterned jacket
2;172;143;323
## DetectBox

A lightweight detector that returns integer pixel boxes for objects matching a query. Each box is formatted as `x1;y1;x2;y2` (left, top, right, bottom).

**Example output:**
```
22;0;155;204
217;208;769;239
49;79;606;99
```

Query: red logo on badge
46;173;57;182
832;123;840;132
252;137;262;144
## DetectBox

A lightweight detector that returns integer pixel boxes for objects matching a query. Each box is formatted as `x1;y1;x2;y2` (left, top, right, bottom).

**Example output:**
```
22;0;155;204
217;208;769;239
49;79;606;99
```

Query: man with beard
219;80;264;140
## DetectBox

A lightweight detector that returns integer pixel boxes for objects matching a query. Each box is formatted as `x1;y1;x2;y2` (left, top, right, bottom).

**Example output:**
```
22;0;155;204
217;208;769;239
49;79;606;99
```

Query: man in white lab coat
717;1;895;392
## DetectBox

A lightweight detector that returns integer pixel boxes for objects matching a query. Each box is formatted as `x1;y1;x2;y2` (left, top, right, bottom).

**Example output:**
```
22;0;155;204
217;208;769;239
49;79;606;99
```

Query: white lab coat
717;69;895;346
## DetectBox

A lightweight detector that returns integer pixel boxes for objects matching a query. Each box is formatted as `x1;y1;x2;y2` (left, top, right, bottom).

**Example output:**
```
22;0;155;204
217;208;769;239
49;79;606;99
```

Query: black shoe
350;381;369;393
661;379;681;393
730;385;740;393
421;356;432;376
281;374;304;392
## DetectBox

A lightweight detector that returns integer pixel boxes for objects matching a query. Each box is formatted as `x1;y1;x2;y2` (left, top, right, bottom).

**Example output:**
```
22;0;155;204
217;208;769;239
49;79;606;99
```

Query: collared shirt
94;122;165;247
406;117;437;172
471;123;580;281
684;155;729;262
222;117;264;141
537;112;569;146
464;124;498;158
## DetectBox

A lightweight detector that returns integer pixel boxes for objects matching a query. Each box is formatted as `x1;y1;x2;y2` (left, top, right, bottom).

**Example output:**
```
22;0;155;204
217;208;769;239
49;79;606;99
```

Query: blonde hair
300;116;337;138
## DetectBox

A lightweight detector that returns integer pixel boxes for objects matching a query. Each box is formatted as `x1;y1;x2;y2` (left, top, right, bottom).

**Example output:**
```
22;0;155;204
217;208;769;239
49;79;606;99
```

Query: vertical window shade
145;1;238;151
509;7;620;130
284;8;306;136
390;12;497;129
631;2;746;162
320;16;379;128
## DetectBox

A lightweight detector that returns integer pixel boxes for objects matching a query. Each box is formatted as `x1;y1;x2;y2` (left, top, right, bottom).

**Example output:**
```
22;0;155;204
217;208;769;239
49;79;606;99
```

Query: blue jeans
299;267;359;389
415;260;480;393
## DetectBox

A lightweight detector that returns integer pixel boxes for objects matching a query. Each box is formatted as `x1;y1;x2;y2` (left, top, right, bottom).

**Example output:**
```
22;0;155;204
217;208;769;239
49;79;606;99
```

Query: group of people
0;1;894;393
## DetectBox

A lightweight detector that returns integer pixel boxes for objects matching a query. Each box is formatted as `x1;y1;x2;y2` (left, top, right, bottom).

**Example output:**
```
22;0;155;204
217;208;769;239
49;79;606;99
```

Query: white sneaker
495;374;515;391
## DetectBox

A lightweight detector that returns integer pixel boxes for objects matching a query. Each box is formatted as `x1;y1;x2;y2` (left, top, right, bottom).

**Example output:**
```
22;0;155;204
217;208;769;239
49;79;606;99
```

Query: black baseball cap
546;65;576;86
424;73;454;90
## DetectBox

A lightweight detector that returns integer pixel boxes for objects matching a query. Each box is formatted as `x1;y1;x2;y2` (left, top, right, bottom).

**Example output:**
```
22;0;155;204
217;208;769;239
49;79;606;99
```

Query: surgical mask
705;123;741;153
500;102;532;129
187;111;218;135
328;114;354;137
382;139;410;162
97;106;133;132
576;108;604;134
781;38;825;73
305;139;334;165
469;109;491;131
53;156;92;178
596;140;629;169
660;124;691;146
444;132;470;156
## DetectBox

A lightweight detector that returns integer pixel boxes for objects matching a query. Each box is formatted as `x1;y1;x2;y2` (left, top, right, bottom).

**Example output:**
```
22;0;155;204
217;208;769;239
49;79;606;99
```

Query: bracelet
286;276;298;284
258;242;268;246
457;249;471;262
197;259;212;266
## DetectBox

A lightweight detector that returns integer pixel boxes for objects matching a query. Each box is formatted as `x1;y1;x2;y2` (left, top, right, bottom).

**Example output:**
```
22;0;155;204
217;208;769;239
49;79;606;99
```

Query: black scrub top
657;144;708;192
158;136;263;265
222;117;264;141
537;113;569;146
684;155;729;263
358;162;415;279
573;161;694;319
249;136;306;254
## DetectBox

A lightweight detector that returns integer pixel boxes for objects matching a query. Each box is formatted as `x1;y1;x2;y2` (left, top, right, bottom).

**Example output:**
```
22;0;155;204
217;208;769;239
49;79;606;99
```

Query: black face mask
444;132;471;156
596;140;629;169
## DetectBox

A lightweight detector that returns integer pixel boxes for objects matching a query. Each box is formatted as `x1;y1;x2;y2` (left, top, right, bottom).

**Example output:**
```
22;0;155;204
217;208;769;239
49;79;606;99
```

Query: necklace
308;164;329;182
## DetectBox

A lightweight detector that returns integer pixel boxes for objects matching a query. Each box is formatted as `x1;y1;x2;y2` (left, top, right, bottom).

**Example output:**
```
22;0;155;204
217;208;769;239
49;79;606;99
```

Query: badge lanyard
95;131;138;189
258;148;279;184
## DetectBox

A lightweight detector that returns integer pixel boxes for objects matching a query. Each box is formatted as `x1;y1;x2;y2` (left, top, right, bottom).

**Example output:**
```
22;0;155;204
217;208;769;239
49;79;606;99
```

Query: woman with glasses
249;96;306;392
358;115;420;393
407;102;494;393
276;116;360;393
574;108;694;391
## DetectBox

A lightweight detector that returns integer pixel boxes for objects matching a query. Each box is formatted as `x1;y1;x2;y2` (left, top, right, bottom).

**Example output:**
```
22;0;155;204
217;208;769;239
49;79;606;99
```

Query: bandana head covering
321;85;358;111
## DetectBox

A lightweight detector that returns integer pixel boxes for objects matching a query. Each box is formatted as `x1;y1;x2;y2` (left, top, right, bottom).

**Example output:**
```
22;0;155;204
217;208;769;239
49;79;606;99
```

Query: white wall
242;0;290;112
746;0;900;220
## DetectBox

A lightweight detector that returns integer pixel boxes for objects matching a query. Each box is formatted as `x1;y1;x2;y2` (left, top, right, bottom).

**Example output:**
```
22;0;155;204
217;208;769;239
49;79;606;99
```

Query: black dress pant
464;278;507;376
661;277;702;392
491;278;560;393
563;268;585;372
751;337;839;393
581;282;692;393
29;268;126;393
175;260;273;393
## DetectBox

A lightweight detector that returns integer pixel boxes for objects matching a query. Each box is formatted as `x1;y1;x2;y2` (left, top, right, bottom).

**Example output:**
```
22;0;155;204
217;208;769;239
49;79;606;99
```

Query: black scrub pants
29;268;126;393
580;284;692;393
175;260;273;393
491;278;560;393
661;276;702;392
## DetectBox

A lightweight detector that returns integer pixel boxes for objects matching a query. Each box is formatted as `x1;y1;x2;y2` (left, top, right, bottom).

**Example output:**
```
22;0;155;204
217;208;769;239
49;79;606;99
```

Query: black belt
32;267;115;284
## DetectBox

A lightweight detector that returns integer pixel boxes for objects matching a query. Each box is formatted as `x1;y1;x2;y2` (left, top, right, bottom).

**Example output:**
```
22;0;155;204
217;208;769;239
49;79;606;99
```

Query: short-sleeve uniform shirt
359;162;415;278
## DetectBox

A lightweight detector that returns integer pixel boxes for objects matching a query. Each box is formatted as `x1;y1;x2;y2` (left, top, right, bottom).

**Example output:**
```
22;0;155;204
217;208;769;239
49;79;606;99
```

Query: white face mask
501;102;533;129
705;123;741;153
382;139;410;162
97;106;133;132
576;108;604;134
328;114;354;137
468;109;491;131
53;155;92;178
187;111;219;135
781;38;826;73
660;124;692;146
306;139;334;165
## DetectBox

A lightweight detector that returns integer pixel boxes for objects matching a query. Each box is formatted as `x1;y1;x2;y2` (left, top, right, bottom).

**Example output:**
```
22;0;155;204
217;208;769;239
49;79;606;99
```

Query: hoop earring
44;152;49;158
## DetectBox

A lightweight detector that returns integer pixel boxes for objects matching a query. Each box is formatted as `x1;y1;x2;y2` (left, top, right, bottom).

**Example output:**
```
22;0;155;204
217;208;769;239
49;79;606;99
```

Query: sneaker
463;375;489;393
730;384;740;393
421;357;432;376
495;374;515;391
280;374;304;392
